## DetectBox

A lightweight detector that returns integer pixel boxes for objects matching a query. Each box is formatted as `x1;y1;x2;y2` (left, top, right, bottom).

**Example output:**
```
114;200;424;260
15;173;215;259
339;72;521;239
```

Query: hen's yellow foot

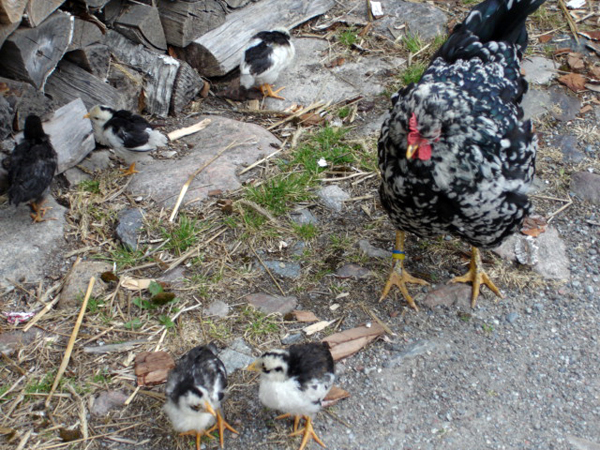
259;83;286;100
450;246;503;308
119;162;139;176
289;416;326;450
206;410;239;448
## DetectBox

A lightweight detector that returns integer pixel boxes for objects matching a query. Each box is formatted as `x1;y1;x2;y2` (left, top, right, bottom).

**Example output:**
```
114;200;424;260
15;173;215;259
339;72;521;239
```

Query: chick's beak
406;144;419;159
204;400;216;417
83;113;91;119
246;361;260;372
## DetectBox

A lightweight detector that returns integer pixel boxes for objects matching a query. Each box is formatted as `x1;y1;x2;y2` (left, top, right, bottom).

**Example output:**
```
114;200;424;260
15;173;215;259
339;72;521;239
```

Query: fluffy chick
240;28;295;100
164;344;238;450
248;342;334;450
84;105;168;175
7;115;57;223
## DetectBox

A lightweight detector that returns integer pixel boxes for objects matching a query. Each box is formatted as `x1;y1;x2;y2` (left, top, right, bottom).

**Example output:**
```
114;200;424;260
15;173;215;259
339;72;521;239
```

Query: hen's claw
450;246;504;307
289;416;327;450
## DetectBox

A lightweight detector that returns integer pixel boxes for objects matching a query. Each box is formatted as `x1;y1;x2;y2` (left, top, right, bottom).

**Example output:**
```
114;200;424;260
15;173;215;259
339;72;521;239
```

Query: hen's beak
246;361;260;372
83;113;91;119
204;401;216;417
406;144;419;159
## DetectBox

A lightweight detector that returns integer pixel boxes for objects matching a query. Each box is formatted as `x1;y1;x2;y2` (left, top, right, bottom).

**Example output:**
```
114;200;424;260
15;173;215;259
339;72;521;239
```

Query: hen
7;115;57;223
378;0;543;309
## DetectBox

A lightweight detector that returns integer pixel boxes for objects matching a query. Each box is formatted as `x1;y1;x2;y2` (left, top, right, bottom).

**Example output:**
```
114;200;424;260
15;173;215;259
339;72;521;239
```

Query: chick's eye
274;367;283;372
190;404;202;412
263;368;271;374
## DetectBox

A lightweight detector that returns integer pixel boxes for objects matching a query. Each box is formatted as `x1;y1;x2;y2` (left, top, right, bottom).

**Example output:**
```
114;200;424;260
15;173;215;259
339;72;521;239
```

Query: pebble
317;185;350;212
289;208;318;225
281;333;303;345
259;260;301;279
245;293;298;314
203;300;230;318
115;208;144;250
506;312;520;324
91;390;128;416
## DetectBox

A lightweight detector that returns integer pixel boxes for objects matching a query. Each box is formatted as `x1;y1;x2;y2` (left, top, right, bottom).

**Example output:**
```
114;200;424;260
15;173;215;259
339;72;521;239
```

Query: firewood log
23;0;65;27
105;0;166;51
0;0;27;24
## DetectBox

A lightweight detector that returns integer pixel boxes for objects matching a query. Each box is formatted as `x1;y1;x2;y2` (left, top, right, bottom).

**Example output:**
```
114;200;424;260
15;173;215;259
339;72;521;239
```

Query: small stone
522;56;556;85
533;227;570;280
91;390;128;416
281;333;303;345
245;293;298;314
506;312;520;324
115;208;144;250
0;328;45;356
204;300;230;318
228;338;253;356
554;135;585;163
335;264;374;279
358;240;389;259
289;208;318;225
586;286;594;294
421;284;471;309
384;340;438;368
571;172;600;205
217;348;254;375
260;260;301;279
318;185;350;213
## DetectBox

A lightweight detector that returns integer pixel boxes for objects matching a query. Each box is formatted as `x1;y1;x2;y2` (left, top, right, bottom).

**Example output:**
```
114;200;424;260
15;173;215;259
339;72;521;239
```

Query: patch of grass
531;5;563;30
124;317;143;330
244;173;314;216
25;371;56;395
241;307;281;341
106;246;147;270
292;126;356;174
78;180;101;194
403;34;424;54
161;215;205;256
85;296;105;314
462;0;479;4
92;369;112;384
338;106;351;119
339;27;358;47
204;318;233;341
400;62;427;86
291;222;318;240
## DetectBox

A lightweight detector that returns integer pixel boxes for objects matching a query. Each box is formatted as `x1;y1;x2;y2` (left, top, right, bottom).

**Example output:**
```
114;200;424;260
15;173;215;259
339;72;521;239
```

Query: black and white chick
164;344;238;450
84;105;168;176
240;28;295;100
248;342;334;450
378;0;543;309
7;115;57;223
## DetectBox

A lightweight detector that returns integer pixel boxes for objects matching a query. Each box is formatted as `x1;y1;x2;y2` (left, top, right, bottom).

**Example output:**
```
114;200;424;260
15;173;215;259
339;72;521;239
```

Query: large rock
372;1;448;41
522;56;556;85
522;86;581;123
571;172;600;205
126;116;281;208
0;196;67;285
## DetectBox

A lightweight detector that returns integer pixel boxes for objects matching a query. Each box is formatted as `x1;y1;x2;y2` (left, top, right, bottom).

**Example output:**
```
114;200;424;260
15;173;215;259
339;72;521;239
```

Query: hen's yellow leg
119;162;138;176
289;416;326;450
259;83;286;100
379;230;428;311
450;246;504;308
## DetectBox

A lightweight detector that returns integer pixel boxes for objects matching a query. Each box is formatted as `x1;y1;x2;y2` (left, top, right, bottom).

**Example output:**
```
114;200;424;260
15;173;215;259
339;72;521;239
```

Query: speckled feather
8;115;57;207
378;0;542;249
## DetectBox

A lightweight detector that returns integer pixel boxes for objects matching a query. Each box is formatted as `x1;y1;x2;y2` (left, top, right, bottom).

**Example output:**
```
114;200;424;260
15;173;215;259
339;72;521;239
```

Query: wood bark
0;10;74;89
105;0;166;51
156;0;226;48
45;60;127;111
170;60;203;115
174;0;334;77
68;17;104;51
65;44;110;79
23;0;65;27
105;30;179;117
0;0;27;24
0;76;57;130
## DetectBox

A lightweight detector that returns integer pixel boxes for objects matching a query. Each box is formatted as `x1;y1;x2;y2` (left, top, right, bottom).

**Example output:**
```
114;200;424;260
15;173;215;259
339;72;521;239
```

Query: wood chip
322;323;385;361
539;34;553;43
303;320;336;335
580;104;593;114
567;52;585;71
121;276;154;291
134;351;175;386
167;118;211;141
558;73;587;92
521;215;548;237
579;30;600;41
323;385;350;407
291;310;319;323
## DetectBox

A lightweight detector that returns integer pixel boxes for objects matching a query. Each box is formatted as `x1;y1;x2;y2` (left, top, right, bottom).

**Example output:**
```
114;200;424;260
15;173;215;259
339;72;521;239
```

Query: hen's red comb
409;113;418;132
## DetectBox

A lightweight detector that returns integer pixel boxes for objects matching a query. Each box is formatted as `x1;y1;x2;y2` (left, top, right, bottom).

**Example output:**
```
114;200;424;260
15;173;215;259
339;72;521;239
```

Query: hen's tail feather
433;0;545;61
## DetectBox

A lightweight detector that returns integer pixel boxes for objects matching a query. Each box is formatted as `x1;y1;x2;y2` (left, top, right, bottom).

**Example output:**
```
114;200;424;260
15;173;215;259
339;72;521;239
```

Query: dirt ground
1;0;600;449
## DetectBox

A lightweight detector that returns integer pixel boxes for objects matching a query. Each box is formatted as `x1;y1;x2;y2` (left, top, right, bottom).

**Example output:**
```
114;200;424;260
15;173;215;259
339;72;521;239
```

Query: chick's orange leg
289;416;327;450
450;246;503;308
178;430;215;450
259;83;286;100
206;410;239;448
29;200;54;223
379;230;428;311
119;163;139;176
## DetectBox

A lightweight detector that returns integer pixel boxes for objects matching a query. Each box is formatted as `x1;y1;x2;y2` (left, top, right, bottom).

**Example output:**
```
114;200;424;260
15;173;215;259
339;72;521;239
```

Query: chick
7;115;57;223
240;28;295;100
164;344;238;450
248;342;334;450
84;105;168;175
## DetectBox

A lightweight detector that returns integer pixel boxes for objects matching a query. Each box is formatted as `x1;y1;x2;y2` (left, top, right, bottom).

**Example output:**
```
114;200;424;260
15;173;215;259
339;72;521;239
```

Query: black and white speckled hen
378;0;543;309
7;115;57;223
163;344;238;450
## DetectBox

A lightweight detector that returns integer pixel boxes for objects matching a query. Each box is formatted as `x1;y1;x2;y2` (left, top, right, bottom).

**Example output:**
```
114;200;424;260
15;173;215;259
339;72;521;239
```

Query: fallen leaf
579;30;600;41
200;80;210;98
325;56;346;68
122;276;154;291
567;53;585;71
291;310;319;323
539;33;553;43
298;112;324;126
303;320;336;336
521;215;548;237
554;48;572;56
135;351;175;386
580;105;593;114
589;66;600;79
100;271;119;283
323;385;350;407
322;323;385;361
558;73;587;92
59;428;82;442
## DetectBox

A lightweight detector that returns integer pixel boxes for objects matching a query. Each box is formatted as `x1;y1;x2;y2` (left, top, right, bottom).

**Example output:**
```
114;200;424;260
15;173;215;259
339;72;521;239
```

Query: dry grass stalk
250;245;286;296
558;0;580;43
167;118;211;141
45;276;96;407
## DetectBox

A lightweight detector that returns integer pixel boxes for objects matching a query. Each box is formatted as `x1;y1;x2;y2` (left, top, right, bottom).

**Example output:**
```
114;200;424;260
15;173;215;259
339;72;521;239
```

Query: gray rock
260;260;301;279
0;328;44;355
571;172;600;205
506;312;520;324
514;235;539;266
289;208;317;225
335;263;374;279
91;390;128;416
228;338;253;356
384;340;438;368
158;266;186;283
533;227;570;280
204;300;230;318
522;56;556;85
281;333;303;345
553;135;585;163
318;185;350;212
522;86;581;122
373;1;448;41
59;261;112;308
421;284;471;309
0;96;13;140
218;346;254;374
115;208;144;250
0;196;68;285
127;116;280;208
358;240;389;259
245;293;298;314
567;436;600;450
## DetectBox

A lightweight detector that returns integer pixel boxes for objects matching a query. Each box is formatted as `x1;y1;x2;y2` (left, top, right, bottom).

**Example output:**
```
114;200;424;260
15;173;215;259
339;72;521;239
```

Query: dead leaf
200;80;210;98
298;112;324;126
322;323;385;361
323;385;350;407
59;428;82;442
291;310;319;323
580;105;593;114
325;56;346;68
521;215;548;237
539;33;553;43
554;48;572;56
303;320;336;336
567;53;585;71
589;66;600;79
135;351;175;386
121;276;154;291
217;199;234;213
558;73;587;92
579;30;600;41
